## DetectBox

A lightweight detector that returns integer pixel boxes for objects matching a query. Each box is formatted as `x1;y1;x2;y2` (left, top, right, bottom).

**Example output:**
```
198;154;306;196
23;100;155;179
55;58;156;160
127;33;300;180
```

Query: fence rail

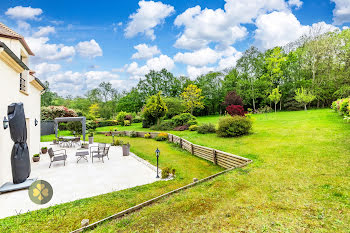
103;131;252;169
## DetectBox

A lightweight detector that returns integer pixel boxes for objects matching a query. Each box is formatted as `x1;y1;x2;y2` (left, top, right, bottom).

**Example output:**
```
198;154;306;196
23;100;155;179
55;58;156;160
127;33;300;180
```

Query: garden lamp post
155;148;160;178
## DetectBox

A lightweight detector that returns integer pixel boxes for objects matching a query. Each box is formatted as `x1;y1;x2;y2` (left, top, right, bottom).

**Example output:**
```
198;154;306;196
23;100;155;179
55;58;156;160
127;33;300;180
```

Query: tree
116;88;143;113
181;84;204;115
89;103;100;119
268;87;282;112
142;92;168;126
163;97;185;119
294;87;316;110
223;91;243;107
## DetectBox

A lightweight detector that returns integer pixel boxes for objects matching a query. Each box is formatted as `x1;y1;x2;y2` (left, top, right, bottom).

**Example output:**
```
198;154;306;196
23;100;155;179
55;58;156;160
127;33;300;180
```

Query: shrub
226;105;245;116
257;106;273;114
155;132;168;141
86;120;98;130
142;92;168;126
67;121;82;135
116;111;128;125
125;114;133;122
112;139;124;146
144;133;151;139
133;115;142;123
332;98;350;121
197;123;216;134
58;122;67;130
96;120;118;127
174;125;189;131
161;167;171;179
41;106;78;120
142;119;152;128
124;120;131;126
150;121;174;131
189;125;198;131
171;113;198;127
130;131;137;137
217;116;252;137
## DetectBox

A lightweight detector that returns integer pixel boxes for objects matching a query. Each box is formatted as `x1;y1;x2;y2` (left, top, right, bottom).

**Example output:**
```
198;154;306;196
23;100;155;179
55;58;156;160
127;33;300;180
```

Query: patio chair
90;143;110;163
48;148;67;168
72;137;81;147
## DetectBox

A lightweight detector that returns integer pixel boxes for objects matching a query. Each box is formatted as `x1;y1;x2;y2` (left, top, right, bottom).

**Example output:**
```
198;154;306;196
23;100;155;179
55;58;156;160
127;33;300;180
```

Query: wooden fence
103;131;252;169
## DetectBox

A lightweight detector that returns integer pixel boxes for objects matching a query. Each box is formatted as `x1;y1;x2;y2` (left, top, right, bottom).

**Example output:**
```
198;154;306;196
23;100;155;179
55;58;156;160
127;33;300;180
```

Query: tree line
42;27;350;119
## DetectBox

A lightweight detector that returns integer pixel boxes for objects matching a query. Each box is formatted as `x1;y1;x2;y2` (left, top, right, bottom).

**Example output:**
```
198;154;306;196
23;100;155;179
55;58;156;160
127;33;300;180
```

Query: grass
2;109;350;232
88;109;349;232
0;132;222;232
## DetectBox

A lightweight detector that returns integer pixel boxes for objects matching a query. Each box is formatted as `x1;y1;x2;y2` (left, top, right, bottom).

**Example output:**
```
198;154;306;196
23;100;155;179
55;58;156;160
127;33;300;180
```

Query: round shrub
124;120;131;126
150;121;174;131
171;113;198;127
217;116;252;137
226;105;245;116
197;123;216;134
189;125;198;131
155;132;168;141
144;133;151;139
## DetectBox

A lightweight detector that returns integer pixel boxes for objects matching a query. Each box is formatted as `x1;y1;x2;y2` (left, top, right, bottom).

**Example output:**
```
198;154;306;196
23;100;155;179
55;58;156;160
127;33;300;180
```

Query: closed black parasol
8;103;31;184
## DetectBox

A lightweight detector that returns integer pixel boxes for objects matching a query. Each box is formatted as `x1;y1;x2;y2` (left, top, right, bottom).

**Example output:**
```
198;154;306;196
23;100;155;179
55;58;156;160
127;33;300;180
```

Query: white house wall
0;40;41;186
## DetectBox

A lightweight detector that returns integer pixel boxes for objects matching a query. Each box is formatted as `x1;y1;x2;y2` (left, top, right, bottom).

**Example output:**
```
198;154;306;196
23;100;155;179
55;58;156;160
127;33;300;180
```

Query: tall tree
181;84;204;115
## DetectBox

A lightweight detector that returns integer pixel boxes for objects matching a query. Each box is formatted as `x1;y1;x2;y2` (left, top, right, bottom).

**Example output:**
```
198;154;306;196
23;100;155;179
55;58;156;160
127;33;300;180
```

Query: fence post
180;138;183;148
213;150;217;165
191;144;194;155
172;134;174;142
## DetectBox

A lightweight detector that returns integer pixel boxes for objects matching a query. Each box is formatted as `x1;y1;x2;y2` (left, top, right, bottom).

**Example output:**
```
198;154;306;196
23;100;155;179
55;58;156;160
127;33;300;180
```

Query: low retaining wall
103;131;252;169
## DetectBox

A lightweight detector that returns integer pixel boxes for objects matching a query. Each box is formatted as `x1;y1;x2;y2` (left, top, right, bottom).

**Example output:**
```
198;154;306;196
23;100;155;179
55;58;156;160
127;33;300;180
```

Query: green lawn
90;109;350;232
2;109;350;232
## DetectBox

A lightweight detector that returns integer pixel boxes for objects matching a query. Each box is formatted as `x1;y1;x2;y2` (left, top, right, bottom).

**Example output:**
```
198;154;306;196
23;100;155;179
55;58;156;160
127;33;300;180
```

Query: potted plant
53;137;58;144
88;130;94;144
81;143;89;149
41;147;48;154
32;154;40;162
122;143;130;156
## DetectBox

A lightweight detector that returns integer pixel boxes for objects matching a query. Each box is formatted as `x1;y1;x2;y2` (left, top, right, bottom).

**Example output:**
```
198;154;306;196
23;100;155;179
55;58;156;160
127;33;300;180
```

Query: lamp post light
3;116;9;130
155;148;160;178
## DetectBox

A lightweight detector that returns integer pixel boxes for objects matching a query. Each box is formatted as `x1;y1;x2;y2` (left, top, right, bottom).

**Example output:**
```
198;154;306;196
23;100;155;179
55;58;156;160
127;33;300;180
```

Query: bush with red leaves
226;105;245;116
223;91;243;107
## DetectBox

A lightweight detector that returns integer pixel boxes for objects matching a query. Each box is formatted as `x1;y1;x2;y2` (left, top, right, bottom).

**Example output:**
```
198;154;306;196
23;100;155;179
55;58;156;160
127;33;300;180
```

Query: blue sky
1;0;349;96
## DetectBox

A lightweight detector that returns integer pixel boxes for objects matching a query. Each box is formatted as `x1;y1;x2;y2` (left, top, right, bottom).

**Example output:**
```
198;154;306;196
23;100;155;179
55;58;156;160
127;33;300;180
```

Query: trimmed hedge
217;116;252;137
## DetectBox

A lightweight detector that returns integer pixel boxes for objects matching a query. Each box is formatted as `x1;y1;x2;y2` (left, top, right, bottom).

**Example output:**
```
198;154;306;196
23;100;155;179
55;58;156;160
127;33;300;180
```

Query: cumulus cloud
174;48;221;67
125;0;175;40
125;55;174;80
331;0;350;25
217;52;242;71
255;11;339;49
131;44;161;59
5;6;43;20
187;66;215;79
26;36;76;64
174;0;288;50
76;39;103;58
33;26;55;37
288;0;303;9
34;62;61;76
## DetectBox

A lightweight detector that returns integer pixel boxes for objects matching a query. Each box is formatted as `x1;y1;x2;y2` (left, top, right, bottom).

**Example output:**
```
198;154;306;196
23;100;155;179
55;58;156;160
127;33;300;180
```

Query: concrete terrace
0;142;159;219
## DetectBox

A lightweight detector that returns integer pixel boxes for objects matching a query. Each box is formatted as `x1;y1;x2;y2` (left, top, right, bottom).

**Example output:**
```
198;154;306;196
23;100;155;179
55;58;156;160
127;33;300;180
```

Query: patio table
75;150;89;163
61;136;77;147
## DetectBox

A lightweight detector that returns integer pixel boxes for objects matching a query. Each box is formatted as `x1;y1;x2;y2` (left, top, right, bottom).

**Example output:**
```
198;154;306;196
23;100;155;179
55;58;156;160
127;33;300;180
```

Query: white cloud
217;52;242;71
125;0;175;40
343;26;349;30
255;12;339;50
255;11;309;49
45;70;123;96
5;6;43;20
174;47;221;66
33;26;55;37
17;21;31;31
125;55;174;80
76;39;103;58
26;36;76;64
187;66;215;79
288;0;303;9
131;44;161;59
174;0;288;50
331;0;350;25
34;62;61;76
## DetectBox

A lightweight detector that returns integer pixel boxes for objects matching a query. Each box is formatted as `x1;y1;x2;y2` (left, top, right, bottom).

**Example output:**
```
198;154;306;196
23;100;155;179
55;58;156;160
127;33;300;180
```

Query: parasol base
0;178;37;194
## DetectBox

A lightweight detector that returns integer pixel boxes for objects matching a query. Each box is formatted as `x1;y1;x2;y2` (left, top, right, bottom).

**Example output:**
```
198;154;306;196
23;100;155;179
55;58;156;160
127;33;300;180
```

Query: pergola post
54;117;87;141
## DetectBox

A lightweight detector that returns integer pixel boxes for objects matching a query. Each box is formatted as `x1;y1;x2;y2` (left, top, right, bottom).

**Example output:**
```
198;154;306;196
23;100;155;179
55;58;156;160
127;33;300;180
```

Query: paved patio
0;142;159;219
